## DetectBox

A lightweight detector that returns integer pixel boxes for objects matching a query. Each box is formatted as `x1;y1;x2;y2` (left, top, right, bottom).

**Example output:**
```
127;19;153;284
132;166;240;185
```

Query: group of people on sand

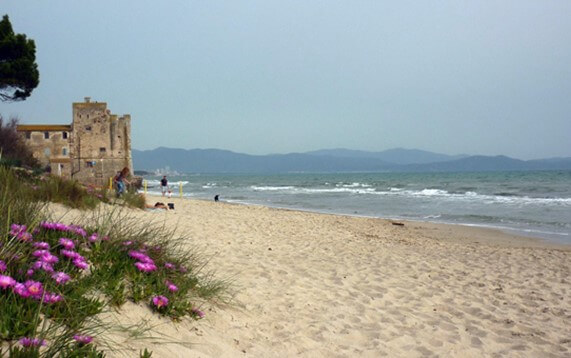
114;171;221;204
114;171;171;198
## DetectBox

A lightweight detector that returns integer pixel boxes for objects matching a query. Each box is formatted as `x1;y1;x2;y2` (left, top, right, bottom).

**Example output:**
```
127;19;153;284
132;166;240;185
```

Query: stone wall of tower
70;98;133;186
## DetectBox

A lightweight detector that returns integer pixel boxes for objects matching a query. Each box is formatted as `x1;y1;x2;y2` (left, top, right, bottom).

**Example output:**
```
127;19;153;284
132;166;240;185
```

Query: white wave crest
250;186;296;191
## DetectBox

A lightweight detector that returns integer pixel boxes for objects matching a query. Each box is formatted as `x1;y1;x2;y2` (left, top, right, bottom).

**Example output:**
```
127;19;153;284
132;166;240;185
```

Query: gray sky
2;1;570;160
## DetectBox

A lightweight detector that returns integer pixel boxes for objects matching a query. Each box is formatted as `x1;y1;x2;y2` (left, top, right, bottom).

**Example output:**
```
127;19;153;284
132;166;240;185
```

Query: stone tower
17;97;133;186
70;97;133;185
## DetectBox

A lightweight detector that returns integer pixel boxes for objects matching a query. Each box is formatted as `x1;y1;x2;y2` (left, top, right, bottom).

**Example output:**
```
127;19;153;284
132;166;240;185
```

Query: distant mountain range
132;147;571;174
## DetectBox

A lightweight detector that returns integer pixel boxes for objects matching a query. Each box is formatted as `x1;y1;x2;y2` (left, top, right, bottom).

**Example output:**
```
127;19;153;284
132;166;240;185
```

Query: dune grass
0;167;227;357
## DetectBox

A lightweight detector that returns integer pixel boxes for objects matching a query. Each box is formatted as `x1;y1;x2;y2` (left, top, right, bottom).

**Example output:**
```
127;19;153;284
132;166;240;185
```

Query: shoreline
145;194;571;250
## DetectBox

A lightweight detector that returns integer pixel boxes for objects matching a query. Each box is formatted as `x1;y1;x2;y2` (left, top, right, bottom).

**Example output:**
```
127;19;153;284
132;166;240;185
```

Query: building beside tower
16;97;133;186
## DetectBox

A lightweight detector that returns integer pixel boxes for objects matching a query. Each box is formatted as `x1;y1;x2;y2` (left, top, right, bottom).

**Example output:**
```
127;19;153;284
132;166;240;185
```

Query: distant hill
403;155;571;172
132;147;394;173
307;148;468;164
132;147;571;173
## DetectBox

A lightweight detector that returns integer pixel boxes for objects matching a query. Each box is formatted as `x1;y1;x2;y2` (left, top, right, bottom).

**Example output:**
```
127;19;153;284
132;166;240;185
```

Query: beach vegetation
118;189;146;210
0;116;39;169
0;15;40;102
2;166;108;210
0;166;227;356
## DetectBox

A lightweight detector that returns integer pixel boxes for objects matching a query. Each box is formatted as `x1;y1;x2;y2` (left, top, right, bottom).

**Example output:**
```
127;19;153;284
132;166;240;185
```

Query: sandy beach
50;196;571;357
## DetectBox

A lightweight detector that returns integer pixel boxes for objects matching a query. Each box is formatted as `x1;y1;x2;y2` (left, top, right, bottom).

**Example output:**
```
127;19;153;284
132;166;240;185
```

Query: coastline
142;169;571;245
149;194;570;249
49;195;571;357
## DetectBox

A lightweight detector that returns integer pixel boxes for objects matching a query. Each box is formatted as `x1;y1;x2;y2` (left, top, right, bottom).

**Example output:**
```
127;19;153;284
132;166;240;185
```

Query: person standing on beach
114;167;131;197
160;176;168;197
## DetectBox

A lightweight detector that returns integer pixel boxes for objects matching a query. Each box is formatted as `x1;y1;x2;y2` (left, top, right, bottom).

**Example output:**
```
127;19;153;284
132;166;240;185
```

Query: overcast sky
2;1;570;159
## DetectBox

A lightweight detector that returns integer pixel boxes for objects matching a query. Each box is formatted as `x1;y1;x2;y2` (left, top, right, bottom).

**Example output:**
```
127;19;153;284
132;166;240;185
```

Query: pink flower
24;280;43;298
10;223;26;236
134;262;157;272
33;242;50;250
59;238;75;250
123;240;133;246
10;224;32;241
165;280;178;292
73;335;93;345
164;262;175;270
32;250;59;264
52;272;71;285
13;283;30;298
32;260;54;273
19;337;46;348
87;233;99;243
191;308;206;319
61;249;80;260
151;295;169;308
73;259;89;270
0;275;16;289
40;222;86;237
41;221;66;231
32;249;49;258
128;250;154;264
40;253;59;265
69;225;87;237
19;232;33;241
0;260;6;272
43;292;63;304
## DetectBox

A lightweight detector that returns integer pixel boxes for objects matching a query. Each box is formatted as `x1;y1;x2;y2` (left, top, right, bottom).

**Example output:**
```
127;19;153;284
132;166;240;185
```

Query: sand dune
49;196;571;357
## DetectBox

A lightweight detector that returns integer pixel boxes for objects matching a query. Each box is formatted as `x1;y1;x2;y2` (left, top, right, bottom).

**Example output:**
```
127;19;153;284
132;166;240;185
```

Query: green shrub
0;166;226;357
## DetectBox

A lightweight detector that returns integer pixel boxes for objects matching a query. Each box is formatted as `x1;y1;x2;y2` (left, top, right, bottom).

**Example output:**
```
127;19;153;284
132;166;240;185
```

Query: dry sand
50;196;571;357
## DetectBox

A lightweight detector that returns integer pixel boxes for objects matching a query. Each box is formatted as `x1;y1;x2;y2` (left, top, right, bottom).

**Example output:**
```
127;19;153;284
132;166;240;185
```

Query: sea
141;171;571;244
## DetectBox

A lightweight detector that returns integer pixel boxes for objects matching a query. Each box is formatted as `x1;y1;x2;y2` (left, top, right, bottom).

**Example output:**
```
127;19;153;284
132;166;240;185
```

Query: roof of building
16;125;72;131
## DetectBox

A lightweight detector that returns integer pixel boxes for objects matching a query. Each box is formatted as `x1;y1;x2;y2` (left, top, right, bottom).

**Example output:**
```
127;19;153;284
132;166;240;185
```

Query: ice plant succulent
192;308;206;319
32;250;59;264
33;242;50;250
10;224;33;241
128;250;153;263
135;262;157;273
61;249;80;260
129;250;158;272
52;271;71;285
19;337;47;348
73;258;89;270
59;237;75;250
25;280;44;298
0;274;16;289
73;334;93;345
43;292;63;304
152;295;169;308
41;221;87;237
32;260;54;273
165;280;178;292
13;282;30;298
